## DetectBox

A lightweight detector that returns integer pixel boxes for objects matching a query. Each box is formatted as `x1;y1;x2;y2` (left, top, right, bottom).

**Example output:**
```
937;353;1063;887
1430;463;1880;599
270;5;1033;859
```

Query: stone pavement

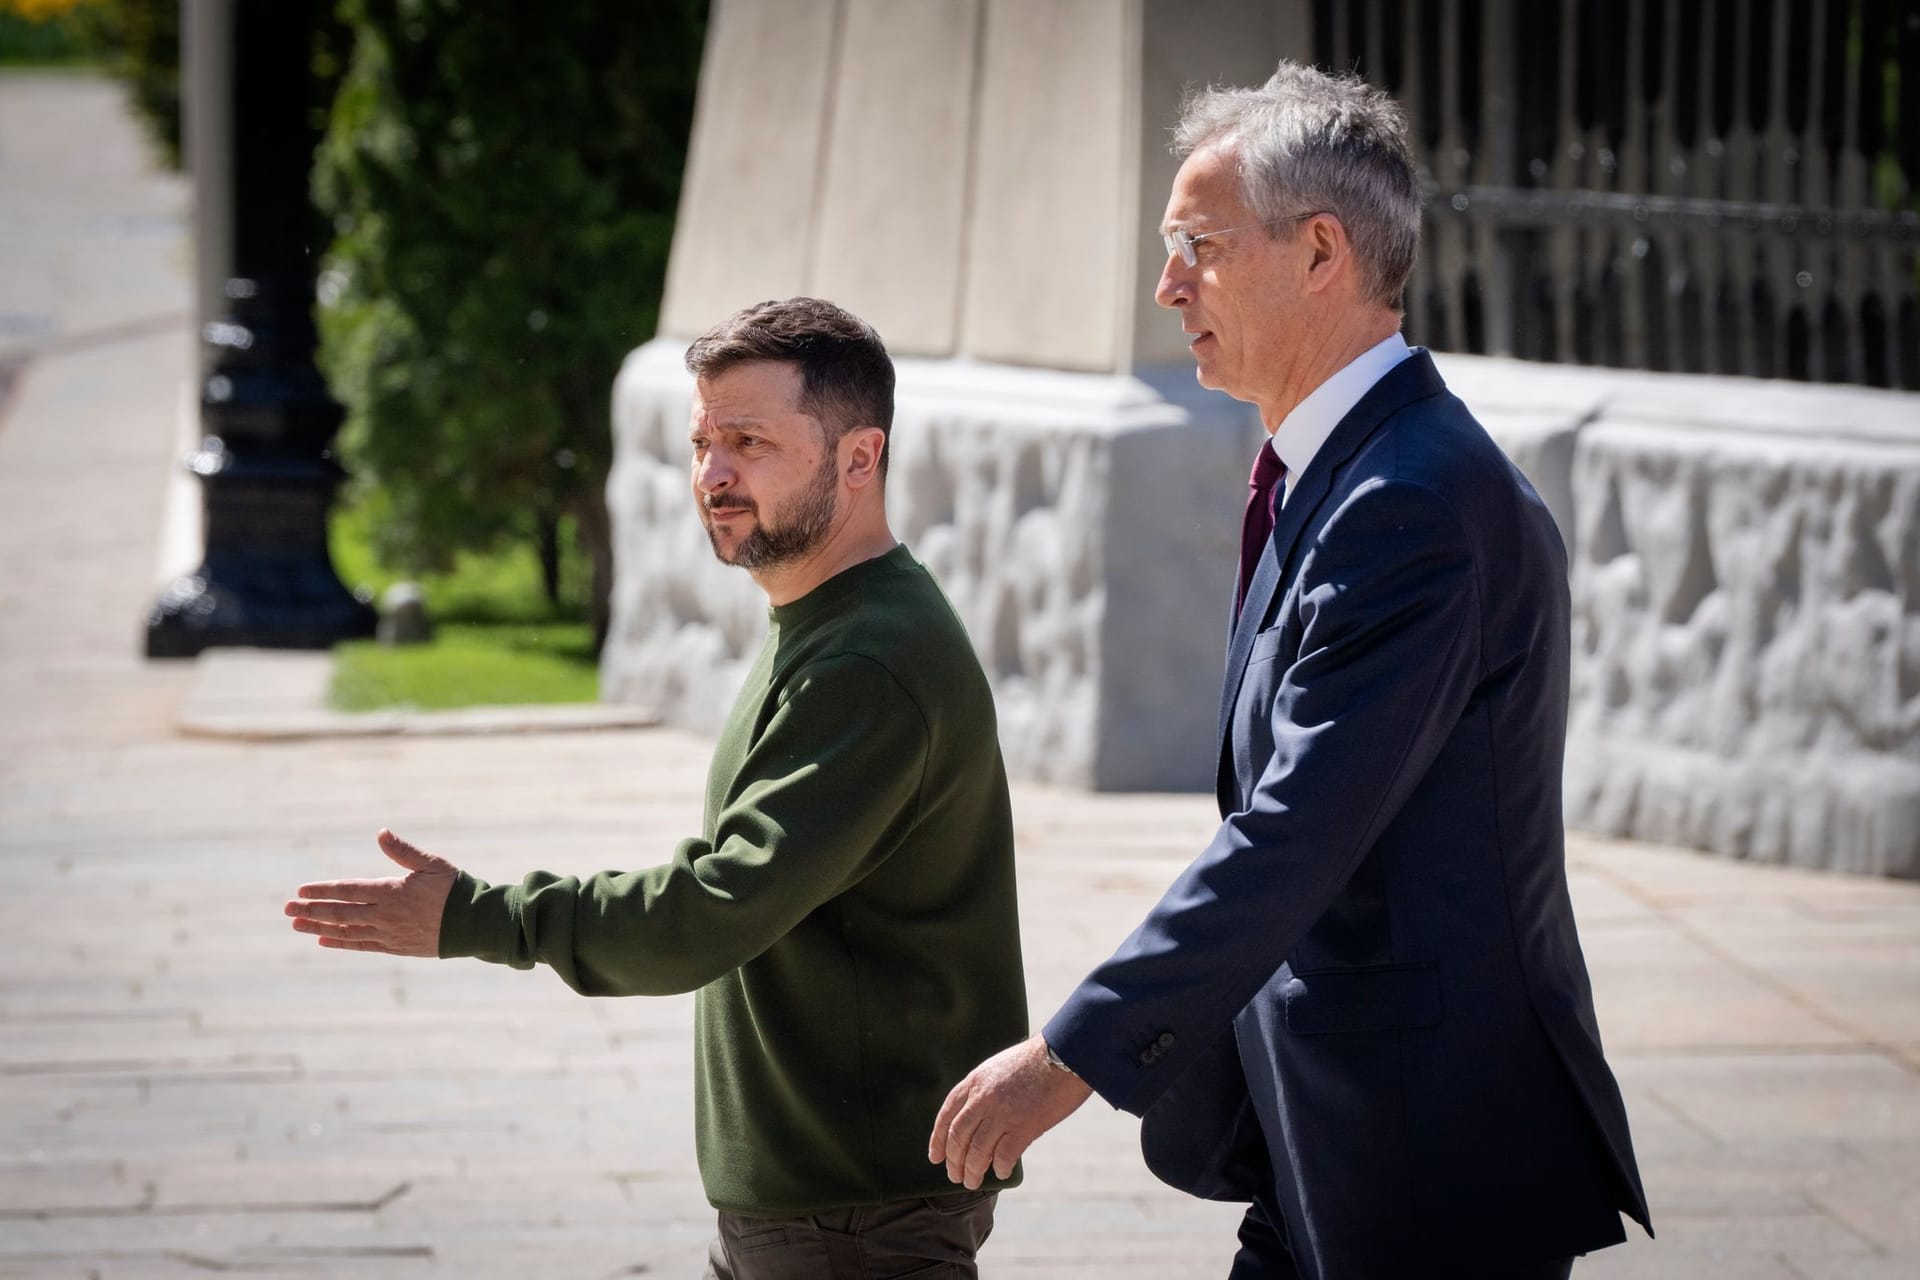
4;70;1919;1280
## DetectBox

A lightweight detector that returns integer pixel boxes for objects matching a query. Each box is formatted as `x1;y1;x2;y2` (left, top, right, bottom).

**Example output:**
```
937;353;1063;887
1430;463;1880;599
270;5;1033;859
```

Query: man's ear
841;426;887;490
1302;213;1349;293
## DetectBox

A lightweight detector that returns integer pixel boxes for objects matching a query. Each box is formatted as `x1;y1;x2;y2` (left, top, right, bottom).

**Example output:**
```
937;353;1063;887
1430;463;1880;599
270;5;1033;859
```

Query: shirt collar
1269;331;1412;501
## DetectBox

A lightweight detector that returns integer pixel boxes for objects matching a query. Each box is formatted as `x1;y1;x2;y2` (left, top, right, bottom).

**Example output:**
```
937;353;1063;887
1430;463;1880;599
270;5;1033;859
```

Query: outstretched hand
928;1033;1093;1189
284;829;458;957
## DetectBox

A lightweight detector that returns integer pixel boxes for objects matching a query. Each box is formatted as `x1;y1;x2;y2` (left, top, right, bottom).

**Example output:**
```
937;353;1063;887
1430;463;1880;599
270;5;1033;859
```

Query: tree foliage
315;0;706;646
0;1;96;68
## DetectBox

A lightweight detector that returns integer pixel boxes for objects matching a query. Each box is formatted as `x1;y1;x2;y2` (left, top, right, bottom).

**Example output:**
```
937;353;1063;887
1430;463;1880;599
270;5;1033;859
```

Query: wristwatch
1042;1040;1078;1076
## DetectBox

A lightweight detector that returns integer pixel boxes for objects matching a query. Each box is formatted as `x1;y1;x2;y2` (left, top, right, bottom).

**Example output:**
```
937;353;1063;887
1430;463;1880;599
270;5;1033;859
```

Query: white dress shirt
1269;332;1413;507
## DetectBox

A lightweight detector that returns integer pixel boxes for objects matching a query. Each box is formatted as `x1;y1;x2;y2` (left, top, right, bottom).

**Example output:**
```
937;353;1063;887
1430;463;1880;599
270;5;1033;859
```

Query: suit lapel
1214;350;1449;762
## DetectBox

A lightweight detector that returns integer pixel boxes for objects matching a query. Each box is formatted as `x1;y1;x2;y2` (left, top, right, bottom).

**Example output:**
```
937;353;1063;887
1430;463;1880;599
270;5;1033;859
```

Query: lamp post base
144;442;375;659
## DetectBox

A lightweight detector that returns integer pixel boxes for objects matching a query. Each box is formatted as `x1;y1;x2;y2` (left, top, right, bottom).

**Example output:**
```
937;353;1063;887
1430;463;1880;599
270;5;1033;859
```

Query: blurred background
6;0;708;714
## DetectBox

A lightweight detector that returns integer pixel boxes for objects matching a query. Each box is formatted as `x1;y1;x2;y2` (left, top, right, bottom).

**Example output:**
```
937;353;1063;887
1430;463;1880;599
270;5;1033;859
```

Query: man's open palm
285;829;458;957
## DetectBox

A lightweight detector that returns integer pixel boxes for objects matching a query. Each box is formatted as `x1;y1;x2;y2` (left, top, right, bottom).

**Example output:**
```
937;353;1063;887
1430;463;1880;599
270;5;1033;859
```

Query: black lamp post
146;0;373;658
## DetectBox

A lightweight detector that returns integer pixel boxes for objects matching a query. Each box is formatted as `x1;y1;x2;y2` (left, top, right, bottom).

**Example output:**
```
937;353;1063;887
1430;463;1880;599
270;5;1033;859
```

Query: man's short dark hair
684;297;896;469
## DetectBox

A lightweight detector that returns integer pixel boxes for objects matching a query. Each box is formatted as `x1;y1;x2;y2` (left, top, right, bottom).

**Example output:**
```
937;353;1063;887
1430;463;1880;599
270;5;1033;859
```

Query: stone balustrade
603;338;1262;791
1445;358;1920;877
605;340;1920;877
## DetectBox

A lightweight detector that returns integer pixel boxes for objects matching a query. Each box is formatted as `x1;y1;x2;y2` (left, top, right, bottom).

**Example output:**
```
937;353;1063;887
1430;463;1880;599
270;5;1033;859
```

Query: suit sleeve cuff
1044;992;1167;1118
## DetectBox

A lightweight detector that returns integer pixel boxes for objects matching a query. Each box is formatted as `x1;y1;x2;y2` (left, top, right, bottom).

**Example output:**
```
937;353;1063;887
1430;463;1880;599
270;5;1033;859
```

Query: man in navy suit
929;62;1651;1278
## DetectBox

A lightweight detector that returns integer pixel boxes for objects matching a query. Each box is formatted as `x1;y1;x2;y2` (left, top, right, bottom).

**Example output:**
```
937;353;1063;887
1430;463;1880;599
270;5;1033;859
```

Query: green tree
315;0;706;649
0;1;97;68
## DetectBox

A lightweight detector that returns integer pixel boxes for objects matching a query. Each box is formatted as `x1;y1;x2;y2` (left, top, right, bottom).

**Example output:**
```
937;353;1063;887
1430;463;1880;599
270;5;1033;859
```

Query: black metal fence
1314;0;1920;390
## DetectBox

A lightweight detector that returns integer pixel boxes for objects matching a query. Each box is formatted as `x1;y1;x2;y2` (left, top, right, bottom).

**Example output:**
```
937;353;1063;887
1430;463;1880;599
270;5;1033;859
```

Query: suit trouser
702;1190;997;1279
1227;1200;1576;1280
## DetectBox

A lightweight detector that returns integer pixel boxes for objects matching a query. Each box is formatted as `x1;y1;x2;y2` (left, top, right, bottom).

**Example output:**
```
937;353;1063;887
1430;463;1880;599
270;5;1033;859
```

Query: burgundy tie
1236;444;1286;620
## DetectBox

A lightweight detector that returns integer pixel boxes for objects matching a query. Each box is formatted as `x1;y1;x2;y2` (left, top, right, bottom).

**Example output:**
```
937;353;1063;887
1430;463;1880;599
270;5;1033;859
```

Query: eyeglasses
1161;211;1328;267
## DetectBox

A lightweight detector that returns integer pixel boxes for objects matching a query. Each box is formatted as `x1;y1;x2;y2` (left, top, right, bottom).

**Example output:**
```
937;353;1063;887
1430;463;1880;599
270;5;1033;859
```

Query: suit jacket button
1157;1031;1176;1049
1138;1047;1157;1065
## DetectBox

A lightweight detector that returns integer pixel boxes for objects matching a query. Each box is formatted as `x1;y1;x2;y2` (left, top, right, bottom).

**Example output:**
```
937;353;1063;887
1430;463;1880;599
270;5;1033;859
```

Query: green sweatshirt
438;545;1028;1214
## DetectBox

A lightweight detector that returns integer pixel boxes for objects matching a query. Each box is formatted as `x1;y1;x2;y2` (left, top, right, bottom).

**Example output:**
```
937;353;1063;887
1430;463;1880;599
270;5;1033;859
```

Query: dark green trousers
703;1190;997;1279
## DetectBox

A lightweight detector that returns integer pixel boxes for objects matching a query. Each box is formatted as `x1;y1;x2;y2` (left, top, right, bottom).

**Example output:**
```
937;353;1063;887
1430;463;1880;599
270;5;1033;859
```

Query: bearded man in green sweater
285;297;1030;1278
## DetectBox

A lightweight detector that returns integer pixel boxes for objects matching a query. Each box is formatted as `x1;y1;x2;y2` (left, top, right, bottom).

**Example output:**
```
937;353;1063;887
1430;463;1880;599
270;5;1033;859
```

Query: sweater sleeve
437;652;929;995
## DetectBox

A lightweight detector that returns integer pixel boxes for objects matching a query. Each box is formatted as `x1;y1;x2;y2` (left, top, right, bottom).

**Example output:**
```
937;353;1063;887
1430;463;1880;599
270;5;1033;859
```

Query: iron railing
1314;0;1920;389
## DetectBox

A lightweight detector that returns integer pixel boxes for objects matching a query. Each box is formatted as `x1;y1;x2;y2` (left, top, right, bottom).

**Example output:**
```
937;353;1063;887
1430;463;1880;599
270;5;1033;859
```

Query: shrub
0;0;95;66
315;0;707;651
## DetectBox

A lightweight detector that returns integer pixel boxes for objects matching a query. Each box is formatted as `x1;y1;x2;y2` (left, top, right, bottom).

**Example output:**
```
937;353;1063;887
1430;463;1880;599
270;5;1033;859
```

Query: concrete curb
177;648;657;741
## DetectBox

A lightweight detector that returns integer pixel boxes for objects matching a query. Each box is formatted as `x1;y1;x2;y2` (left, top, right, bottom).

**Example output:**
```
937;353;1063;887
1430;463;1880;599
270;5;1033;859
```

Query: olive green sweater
438;545;1028;1214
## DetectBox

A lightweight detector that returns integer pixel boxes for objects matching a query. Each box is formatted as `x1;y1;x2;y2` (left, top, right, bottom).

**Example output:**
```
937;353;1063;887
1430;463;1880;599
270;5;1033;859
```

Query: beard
702;450;840;570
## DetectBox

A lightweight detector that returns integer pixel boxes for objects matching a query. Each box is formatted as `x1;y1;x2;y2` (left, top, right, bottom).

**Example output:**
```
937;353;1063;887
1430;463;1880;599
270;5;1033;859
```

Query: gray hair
1173;61;1421;311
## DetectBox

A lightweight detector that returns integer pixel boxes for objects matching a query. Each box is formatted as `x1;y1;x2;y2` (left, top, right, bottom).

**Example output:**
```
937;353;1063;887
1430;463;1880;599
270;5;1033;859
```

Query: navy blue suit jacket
1045;352;1650;1278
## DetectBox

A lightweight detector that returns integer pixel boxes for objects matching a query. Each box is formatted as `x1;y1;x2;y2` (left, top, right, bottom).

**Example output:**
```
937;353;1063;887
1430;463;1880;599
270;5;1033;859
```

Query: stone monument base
1443;358;1920;879
605;340;1920;877
603;337;1264;791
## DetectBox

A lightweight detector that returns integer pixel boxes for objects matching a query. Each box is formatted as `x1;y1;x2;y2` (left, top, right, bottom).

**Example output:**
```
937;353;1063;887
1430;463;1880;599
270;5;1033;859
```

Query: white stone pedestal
1441;355;1920;878
607;344;1920;874
598;0;1920;875
603;338;1264;790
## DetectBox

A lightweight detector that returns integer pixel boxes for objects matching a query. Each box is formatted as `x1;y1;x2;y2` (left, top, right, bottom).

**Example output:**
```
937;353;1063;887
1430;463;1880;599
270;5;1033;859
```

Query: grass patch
328;495;591;626
326;495;599;712
329;622;598;712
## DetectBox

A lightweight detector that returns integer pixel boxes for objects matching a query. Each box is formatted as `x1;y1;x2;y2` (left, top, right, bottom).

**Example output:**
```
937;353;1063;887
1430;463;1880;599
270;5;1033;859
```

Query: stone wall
1443;358;1920;878
605;0;1918;873
605;343;1920;876
602;339;1262;791
611;0;1309;789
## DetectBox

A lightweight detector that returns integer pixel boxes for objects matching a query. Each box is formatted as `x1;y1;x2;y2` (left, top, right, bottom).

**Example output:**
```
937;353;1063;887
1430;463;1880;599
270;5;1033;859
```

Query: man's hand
284;829;458;957
929;1033;1093;1189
